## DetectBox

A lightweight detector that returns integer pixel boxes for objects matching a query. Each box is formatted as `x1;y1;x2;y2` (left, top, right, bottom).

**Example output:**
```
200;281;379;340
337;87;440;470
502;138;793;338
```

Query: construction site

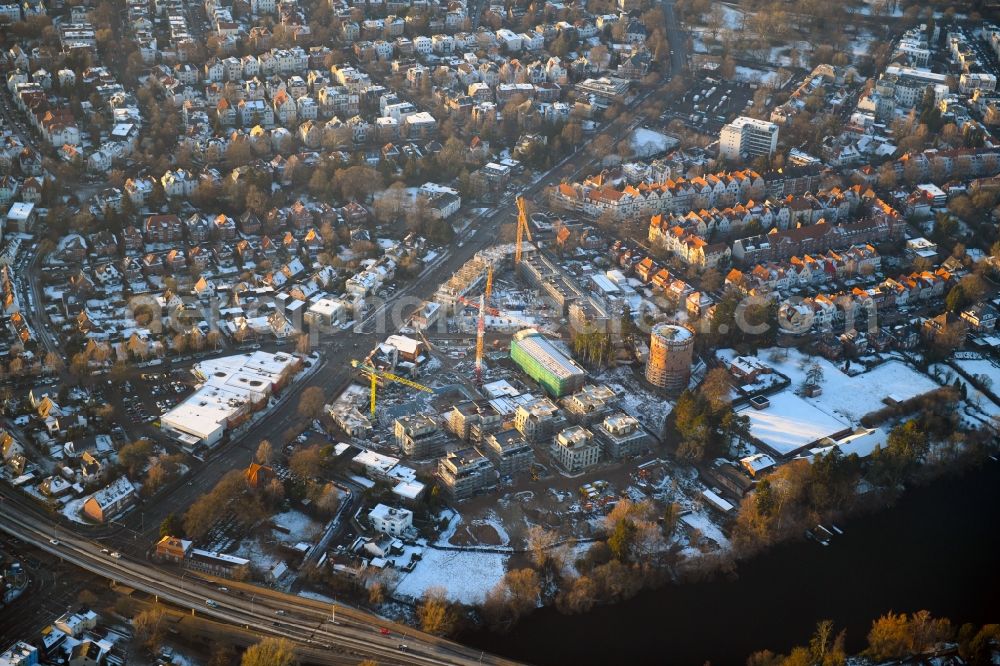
156;196;719;611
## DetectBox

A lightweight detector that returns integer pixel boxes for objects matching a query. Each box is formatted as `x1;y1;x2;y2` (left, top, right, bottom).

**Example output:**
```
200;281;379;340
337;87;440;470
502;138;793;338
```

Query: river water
462;461;1000;665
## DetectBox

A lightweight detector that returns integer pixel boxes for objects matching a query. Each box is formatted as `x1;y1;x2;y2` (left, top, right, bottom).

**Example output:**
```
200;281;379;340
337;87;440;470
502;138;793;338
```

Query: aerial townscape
1;0;1000;663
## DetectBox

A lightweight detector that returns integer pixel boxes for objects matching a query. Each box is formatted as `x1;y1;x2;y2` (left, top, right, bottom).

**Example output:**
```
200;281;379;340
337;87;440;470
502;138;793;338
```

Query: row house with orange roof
655;201;786;238
778;268;952;335
647;215;732;268
734;245;881;293
732;201;904;265
879;269;950;306
553;169;766;220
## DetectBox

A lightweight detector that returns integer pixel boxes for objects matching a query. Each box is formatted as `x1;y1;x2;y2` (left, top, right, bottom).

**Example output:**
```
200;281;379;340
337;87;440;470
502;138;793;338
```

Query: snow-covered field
60;496;91;525
393;548;508;604
235;537;282;573
715;3;747;30
733;66;787;88
298;589;336;603
954;358;1000;389
631;128;678;158
681;510;730;549
725;349;940;425
271;510;321;545
738;391;849;456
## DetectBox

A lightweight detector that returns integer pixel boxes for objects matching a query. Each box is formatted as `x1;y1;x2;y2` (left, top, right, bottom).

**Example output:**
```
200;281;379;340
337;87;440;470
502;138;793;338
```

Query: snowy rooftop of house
701;488;734;513
308;298;343;316
737;390;850;457
393;479;426;500
7;202;34;220
87;476;135;510
741;452;777;473
370;503;412;522
353;449;399;474
482;379;520;398
190;549;251;566
384;334;421;356
727;355;771;376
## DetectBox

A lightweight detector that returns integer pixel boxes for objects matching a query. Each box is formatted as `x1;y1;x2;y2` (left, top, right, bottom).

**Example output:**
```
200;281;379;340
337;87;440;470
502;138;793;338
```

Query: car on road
100;548;110;554
205;600;218;608
275;610;286;615
49;539;60;545
217;586;228;592
110;551;122;559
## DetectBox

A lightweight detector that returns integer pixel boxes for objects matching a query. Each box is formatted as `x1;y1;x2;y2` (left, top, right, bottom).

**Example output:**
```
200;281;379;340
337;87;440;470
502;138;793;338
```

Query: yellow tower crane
350;359;434;415
515;196;533;265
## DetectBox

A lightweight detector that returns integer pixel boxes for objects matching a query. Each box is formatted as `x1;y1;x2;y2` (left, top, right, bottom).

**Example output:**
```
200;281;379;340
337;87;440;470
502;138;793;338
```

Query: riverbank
460;459;1000;666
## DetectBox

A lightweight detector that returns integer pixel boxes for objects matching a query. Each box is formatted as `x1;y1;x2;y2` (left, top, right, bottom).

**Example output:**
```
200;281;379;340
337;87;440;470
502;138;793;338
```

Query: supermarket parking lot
656;77;758;134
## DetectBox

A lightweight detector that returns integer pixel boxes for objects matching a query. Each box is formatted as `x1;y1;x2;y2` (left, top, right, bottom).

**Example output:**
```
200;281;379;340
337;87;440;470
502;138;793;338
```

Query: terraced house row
725;245;881;294
551;164;827;221
731;198;905;265
777;269;952;333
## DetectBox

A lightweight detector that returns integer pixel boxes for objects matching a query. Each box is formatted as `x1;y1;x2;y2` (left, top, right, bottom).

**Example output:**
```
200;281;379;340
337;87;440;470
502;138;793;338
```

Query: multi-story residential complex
551;168;768;221
732;202;904;265
393;414;448;458
552;425;601;473
719;117;780;160
648;216;731;268
871;66;949;120
437;448;497;501
727;245;881;295
368;503;413;536
561;384;617;425
513;396;565;443
480;428;535;477
593;413;649;459
448;399;503;443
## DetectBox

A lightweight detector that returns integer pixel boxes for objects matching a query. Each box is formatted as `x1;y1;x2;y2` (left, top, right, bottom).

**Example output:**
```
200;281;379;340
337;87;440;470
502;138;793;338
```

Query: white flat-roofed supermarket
161;351;301;447
737;390;851;458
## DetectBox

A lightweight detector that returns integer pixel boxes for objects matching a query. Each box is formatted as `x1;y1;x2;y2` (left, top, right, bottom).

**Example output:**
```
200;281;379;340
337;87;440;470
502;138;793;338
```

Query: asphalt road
0;494;523;666
3;19;698;657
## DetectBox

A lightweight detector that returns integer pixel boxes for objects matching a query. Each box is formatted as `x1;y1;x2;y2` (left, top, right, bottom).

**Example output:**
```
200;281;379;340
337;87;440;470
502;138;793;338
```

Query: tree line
750;614;999;666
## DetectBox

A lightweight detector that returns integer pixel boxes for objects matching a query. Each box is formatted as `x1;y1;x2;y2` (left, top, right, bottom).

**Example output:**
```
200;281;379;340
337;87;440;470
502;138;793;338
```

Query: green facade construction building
510;329;586;397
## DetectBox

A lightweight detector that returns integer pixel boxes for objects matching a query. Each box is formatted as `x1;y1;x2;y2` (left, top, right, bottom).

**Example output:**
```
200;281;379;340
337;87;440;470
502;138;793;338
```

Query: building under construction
433;244;524;315
510;329;586;398
645;323;695;393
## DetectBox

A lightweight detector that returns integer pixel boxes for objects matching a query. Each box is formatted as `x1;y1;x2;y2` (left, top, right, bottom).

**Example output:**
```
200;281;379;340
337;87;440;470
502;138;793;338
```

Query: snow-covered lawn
954;358;1000;389
298;589;336;603
724;348;940;424
733;66;788;88
393;548;508;605
235;537;282;573
715;3;747;30
738;390;849;456
60;496;93;525
271;510;321;544
630;128;678;158
681;510;730;549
